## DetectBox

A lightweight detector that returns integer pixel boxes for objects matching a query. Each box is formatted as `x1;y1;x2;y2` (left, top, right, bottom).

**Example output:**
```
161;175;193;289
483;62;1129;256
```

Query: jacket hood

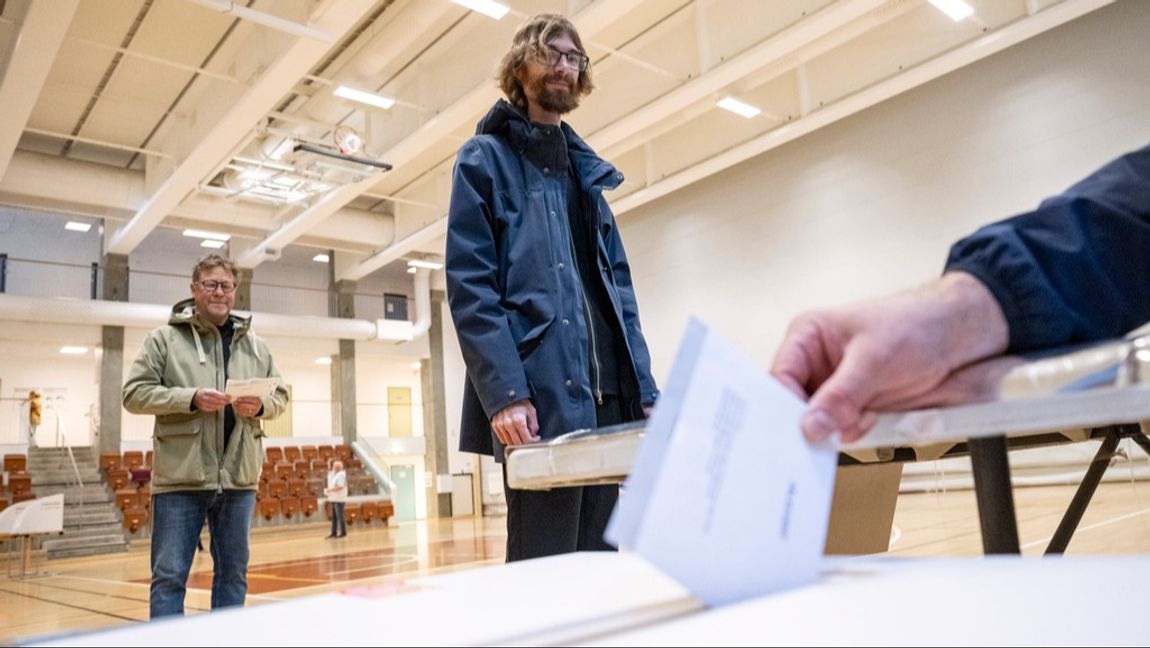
169;297;251;332
475;100;622;192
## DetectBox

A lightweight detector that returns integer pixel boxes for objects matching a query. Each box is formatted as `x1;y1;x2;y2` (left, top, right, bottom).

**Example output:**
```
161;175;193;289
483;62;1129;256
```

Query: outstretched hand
770;272;1009;442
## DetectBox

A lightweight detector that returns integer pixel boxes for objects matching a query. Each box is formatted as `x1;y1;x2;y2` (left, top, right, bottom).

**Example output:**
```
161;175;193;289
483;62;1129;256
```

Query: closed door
389;464;416;522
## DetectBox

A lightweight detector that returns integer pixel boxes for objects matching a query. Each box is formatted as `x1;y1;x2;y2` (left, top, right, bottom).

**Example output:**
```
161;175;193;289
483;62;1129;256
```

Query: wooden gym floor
2;477;1149;644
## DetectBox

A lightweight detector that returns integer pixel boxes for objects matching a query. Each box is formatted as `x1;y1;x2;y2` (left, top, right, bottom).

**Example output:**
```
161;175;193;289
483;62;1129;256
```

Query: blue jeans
150;489;256;619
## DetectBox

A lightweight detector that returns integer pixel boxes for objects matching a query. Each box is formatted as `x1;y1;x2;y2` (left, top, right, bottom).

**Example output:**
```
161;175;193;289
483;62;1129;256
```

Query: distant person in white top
23;390;42;447
325;460;348;539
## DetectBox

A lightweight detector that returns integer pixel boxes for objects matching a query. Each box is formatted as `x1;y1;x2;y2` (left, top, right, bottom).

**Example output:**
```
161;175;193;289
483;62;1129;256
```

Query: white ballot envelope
224;377;280;400
606;318;838;607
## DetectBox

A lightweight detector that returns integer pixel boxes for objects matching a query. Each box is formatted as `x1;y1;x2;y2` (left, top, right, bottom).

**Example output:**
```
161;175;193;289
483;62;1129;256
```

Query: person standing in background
123;254;289;619
446;14;659;561
326;460;348;539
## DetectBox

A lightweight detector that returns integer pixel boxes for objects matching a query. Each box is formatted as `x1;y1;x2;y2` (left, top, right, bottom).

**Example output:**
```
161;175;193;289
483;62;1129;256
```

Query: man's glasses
539;45;589;72
197;280;237;294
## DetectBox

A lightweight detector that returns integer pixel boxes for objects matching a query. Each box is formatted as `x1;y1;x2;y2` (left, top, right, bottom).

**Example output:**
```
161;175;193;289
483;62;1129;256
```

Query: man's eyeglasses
539;45;589;72
197;280;237;294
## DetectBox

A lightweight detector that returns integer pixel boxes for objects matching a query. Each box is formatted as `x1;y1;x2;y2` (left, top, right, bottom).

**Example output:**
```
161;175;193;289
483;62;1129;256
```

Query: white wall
619;1;1150;380
0;358;98;447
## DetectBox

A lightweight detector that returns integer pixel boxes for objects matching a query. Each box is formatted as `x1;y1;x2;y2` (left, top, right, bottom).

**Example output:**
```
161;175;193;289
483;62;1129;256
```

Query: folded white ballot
606;318;838;607
224;377;280;400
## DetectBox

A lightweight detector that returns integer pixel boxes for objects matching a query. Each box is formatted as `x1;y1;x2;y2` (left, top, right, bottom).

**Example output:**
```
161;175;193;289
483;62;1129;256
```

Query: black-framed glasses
198;280;237;294
539;44;589;72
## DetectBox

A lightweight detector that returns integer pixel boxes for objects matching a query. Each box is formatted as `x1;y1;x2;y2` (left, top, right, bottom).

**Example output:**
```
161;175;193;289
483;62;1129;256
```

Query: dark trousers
330;502;347;537
502;395;624;562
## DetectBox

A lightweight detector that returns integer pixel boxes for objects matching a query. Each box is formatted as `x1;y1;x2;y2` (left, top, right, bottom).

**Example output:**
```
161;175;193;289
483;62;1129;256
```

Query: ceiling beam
590;0;889;159
234;171;386;267
0;0;81;182
337;216;448;282
105;0;373;256
608;0;1114;216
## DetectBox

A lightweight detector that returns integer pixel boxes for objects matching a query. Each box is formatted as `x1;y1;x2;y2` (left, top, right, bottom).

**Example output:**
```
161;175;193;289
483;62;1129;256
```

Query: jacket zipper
564;198;603;406
215;323;225;494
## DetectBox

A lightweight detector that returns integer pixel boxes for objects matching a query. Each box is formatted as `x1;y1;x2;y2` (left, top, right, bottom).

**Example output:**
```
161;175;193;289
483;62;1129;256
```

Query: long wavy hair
497;14;594;110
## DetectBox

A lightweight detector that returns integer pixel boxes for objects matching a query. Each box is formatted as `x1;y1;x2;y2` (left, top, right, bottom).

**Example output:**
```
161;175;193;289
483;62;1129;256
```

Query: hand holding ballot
608;319;838;607
225;377;281;400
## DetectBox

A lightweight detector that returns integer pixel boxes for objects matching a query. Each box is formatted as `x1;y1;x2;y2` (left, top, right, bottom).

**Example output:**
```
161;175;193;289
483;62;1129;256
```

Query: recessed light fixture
716;96;762;119
313;253;330;263
406;259;445;270
928;0;974;21
60;346;88;355
183;228;231;242
65;221;92;232
333;86;396;110
201;240;226;249
451;0;509;20
315;356;333;365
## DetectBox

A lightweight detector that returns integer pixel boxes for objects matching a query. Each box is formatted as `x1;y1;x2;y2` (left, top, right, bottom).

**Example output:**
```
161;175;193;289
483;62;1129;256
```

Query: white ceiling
0;0;1114;284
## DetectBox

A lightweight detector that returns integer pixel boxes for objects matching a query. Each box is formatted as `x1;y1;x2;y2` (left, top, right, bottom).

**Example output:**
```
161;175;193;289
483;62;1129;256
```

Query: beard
527;73;580;115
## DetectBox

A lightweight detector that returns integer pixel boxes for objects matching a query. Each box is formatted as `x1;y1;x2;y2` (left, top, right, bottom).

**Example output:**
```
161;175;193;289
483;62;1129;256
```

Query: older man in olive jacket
123;254;288;619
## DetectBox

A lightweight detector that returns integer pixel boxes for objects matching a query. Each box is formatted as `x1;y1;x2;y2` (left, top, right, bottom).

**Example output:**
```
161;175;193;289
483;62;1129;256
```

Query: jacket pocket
516;317;554;359
153;415;206;488
231;422;263;487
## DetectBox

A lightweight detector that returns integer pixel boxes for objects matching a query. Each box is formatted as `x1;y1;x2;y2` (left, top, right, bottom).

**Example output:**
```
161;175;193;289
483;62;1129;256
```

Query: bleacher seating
97;444;395;529
122;450;145;470
259;498;279;521
99;452;121;473
115;489;140;512
107;468;130;491
301;495;318;518
8;474;32;496
280;497;300;519
123;506;148;533
4;453;27;473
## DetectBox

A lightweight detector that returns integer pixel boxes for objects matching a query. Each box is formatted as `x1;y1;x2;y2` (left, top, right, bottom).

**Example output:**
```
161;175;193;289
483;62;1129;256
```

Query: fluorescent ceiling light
183;228;231;242
201;240;226;249
60;346;88;355
716;96;762;119
268;137;294;161
333;85;396;110
240;168;273;182
928;0;974;21
65;221;92;232
315;356;333;365
406;267;417;274
406;259;444;270
451;0;509;20
313;253;330;263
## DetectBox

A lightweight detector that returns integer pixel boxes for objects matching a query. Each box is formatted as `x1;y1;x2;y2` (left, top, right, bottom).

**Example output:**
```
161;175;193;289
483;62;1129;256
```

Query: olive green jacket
123;298;289;494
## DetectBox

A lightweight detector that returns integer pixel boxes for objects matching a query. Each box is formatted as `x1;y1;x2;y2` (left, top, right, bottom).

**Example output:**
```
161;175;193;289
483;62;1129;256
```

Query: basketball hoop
333;125;363;155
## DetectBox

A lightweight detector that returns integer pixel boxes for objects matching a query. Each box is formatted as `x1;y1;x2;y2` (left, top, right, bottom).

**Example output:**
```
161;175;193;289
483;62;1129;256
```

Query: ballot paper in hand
606;318;837;607
224;377;280;400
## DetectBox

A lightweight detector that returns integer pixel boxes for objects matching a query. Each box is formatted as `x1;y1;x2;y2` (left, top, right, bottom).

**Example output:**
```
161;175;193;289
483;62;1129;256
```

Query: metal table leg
968;435;1020;554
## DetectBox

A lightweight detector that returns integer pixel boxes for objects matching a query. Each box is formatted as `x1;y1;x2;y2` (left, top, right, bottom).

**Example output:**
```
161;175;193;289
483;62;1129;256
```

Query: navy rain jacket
946;143;1150;352
446;100;659;458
